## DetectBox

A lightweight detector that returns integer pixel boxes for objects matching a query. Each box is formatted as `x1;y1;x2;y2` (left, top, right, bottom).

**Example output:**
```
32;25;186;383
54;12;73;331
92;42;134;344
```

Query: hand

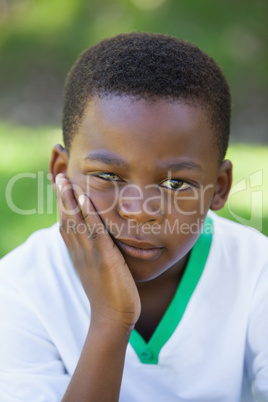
55;174;141;331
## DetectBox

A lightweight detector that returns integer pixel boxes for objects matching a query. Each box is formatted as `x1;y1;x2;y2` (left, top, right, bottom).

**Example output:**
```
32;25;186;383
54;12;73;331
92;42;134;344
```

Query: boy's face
51;95;232;282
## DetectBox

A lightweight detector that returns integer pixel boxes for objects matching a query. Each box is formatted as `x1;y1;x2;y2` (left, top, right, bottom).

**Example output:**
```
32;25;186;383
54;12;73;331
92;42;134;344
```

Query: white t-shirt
0;212;267;402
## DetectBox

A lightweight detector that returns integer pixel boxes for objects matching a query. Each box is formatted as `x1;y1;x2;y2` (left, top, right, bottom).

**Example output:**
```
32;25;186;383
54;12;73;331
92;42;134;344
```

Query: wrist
89;315;135;340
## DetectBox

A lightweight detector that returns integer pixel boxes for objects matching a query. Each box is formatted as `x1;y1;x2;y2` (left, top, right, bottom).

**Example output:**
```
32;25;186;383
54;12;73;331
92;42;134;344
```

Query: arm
62;321;132;402
56;174;141;402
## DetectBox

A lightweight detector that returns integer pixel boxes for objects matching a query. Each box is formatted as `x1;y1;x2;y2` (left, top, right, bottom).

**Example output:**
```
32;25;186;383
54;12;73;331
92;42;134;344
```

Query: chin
125;257;168;283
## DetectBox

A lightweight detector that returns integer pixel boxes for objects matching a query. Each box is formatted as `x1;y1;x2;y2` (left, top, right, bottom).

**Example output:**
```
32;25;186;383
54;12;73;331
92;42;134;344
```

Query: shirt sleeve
245;264;268;400
0;280;70;402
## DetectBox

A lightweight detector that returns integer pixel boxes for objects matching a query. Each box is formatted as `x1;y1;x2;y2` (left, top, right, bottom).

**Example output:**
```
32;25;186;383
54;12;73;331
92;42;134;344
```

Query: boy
0;33;267;401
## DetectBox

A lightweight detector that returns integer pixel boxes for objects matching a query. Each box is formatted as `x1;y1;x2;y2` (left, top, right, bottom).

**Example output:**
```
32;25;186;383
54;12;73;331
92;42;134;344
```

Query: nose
117;184;163;225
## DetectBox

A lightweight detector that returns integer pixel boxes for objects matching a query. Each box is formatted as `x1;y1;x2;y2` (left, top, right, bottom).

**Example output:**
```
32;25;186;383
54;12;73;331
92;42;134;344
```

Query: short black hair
63;32;231;160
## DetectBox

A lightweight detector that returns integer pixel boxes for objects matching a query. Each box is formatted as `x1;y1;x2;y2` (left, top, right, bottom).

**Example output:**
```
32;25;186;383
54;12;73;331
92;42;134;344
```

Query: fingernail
78;194;85;207
55;174;63;191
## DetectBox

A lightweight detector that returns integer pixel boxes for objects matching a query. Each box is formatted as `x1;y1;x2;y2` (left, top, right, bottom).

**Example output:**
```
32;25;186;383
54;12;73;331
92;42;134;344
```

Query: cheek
68;173;119;216
172;186;215;216
86;188;118;217
164;202;208;254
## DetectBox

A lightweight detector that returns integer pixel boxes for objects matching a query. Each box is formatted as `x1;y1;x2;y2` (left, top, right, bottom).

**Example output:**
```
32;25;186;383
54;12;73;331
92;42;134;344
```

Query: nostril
118;185;164;224
119;202;142;216
118;201;163;225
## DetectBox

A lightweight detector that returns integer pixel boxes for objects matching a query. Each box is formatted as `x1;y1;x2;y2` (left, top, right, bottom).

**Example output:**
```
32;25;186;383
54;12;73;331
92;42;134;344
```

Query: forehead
72;95;218;168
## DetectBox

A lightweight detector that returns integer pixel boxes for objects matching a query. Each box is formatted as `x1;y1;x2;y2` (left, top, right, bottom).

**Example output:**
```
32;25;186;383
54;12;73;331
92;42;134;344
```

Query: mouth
115;238;165;260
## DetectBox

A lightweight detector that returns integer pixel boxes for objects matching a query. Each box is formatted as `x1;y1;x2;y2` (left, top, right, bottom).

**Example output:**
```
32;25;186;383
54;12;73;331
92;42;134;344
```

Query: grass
0;121;267;258
0;122;61;257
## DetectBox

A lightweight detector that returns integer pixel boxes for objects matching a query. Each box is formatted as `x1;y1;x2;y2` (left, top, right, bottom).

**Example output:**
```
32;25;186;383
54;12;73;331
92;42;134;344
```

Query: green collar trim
129;215;213;364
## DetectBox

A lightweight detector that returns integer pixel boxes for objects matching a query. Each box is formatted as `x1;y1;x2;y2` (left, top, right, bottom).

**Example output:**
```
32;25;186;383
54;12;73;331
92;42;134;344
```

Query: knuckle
56;188;61;200
60;188;67;204
82;210;91;222
71;226;77;235
59;217;66;231
88;229;99;241
65;217;78;235
86;222;107;241
76;221;88;236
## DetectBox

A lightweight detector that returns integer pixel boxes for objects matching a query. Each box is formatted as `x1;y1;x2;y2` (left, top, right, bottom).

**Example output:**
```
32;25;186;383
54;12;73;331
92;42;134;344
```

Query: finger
55;174;102;240
78;194;114;252
55;174;81;249
59;225;80;266
56;174;81;218
56;202;77;242
56;175;116;256
56;175;103;257
59;225;75;254
56;174;88;236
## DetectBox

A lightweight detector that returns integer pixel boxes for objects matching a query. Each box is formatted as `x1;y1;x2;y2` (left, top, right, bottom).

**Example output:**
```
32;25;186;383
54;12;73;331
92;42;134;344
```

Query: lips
114;238;164;260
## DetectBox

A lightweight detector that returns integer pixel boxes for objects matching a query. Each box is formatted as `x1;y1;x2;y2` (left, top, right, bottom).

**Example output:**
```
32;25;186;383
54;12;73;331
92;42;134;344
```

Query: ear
49;144;68;188
210;159;233;211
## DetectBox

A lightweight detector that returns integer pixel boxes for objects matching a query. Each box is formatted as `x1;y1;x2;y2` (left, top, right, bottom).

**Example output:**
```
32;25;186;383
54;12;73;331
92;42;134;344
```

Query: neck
136;252;189;299
134;252;190;342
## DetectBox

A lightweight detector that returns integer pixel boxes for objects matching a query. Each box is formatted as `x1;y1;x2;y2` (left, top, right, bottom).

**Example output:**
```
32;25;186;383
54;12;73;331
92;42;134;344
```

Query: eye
92;172;122;181
160;178;191;191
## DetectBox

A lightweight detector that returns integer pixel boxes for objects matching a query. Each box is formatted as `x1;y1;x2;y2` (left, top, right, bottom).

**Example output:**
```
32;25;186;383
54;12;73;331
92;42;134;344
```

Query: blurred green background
0;0;267;257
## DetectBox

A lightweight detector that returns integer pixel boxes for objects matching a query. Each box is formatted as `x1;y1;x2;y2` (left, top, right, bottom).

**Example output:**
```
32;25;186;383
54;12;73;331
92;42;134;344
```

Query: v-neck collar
129;215;213;364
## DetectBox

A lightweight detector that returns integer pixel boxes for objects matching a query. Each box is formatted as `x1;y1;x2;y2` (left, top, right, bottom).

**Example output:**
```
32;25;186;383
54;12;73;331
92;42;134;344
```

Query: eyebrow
84;151;128;169
158;161;203;171
84;151;202;171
